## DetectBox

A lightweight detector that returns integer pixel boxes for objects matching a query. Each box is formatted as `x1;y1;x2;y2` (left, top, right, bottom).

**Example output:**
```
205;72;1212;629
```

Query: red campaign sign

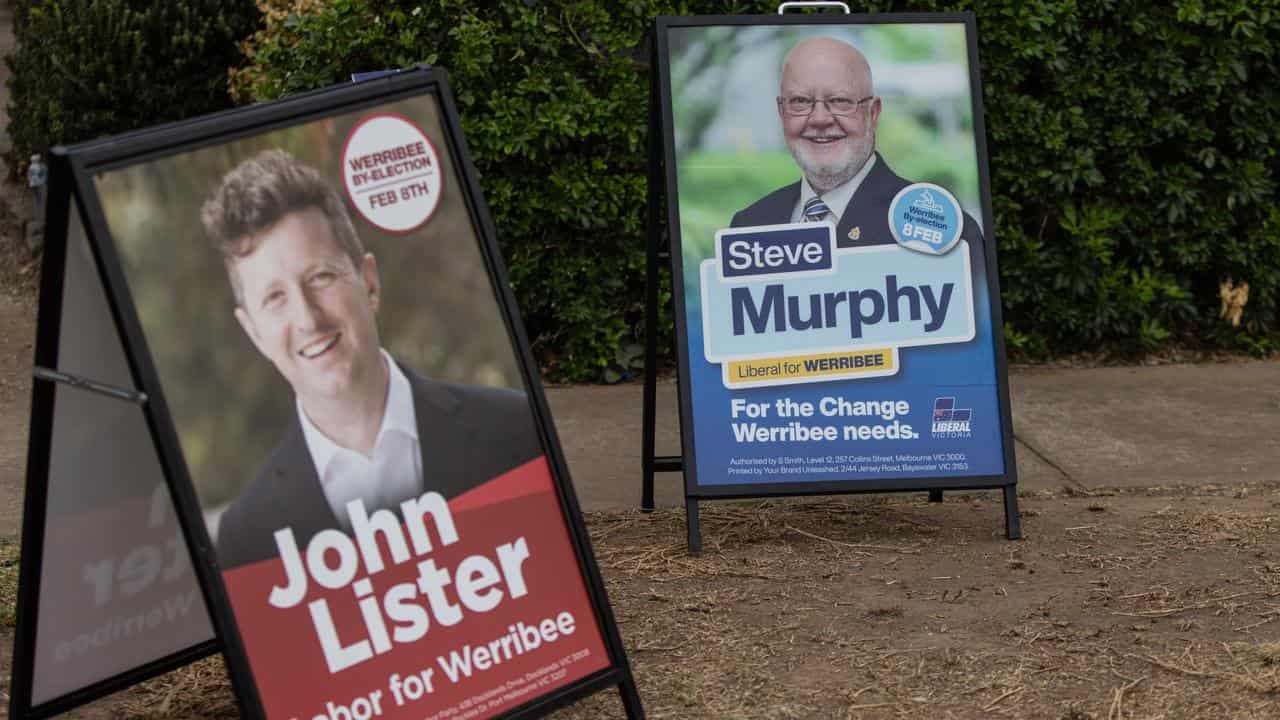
222;457;610;720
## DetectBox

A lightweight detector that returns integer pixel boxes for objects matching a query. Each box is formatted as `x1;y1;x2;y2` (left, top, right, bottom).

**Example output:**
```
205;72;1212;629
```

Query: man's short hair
202;149;363;305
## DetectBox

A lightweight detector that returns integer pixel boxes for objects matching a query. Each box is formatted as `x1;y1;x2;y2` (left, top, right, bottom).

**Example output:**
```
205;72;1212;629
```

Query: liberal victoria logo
931;397;972;438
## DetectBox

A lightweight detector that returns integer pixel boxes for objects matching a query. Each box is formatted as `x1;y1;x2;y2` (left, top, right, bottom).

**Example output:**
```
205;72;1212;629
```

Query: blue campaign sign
655;15;1018;514
685;224;1004;486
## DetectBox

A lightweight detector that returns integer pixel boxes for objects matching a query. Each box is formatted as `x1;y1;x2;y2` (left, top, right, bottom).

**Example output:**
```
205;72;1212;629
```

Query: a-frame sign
11;68;643;720
10;157;219;715
641;11;1022;550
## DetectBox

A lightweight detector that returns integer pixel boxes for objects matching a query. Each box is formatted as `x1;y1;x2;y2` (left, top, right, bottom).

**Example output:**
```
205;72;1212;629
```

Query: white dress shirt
298;350;422;530
790;153;878;224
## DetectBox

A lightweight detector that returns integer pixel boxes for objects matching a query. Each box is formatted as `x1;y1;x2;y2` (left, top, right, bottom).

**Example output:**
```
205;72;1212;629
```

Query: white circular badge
342;113;442;234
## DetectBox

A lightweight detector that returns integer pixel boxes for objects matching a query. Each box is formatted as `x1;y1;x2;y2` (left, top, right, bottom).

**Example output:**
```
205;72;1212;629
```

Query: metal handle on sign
778;1;851;13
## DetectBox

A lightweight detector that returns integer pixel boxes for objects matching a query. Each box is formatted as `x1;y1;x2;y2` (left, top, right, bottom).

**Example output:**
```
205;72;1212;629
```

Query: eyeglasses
778;95;875;117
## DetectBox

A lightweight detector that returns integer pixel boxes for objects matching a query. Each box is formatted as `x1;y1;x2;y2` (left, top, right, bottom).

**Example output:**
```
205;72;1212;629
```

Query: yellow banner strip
725;348;895;385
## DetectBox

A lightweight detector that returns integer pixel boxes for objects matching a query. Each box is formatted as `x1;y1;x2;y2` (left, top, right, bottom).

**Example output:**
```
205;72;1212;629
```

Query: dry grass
12;488;1280;719
545;493;1280;719
115;656;239;719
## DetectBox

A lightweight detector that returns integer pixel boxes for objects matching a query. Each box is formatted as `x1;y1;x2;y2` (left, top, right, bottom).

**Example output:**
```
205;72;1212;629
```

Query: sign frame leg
1003;486;1022;540
640;28;666;515
685;496;703;554
640;176;661;513
641;30;703;554
640;29;688;520
618;673;646;718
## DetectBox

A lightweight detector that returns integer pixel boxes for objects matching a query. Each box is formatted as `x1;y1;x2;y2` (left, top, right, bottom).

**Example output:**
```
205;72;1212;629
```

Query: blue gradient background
683;243;1004;486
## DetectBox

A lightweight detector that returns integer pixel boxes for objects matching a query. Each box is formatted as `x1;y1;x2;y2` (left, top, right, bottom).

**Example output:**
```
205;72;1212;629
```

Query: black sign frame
641;13;1021;551
11;68;642;719
8;148;221;720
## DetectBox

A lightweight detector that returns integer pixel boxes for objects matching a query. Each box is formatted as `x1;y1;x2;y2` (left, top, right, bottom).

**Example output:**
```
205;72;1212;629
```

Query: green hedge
6;0;259;175
11;1;1280;379
230;0;1280;379
976;1;1280;357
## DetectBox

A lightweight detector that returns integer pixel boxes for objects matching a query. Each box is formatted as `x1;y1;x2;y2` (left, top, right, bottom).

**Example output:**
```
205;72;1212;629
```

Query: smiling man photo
731;36;983;250
203;149;541;570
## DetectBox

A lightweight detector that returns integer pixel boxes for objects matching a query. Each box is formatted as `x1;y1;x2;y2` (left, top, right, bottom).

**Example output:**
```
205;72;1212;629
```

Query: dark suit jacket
215;365;542;569
730;152;984;252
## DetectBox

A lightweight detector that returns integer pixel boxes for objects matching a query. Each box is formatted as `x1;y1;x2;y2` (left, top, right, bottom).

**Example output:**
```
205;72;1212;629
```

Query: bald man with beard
731;36;983;251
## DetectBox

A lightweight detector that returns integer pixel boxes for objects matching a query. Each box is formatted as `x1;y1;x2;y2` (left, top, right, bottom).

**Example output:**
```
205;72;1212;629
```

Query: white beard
788;130;875;194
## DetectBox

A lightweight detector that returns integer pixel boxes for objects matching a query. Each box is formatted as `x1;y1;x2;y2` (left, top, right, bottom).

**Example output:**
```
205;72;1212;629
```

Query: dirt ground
2;484;1274;720
0;193;36;540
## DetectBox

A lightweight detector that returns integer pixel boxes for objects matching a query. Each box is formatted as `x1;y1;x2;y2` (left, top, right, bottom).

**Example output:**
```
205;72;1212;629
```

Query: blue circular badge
887;183;964;255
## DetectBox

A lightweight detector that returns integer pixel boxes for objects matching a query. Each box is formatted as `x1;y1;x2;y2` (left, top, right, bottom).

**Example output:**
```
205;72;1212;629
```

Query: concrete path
2;355;1276;536
1010;362;1280;491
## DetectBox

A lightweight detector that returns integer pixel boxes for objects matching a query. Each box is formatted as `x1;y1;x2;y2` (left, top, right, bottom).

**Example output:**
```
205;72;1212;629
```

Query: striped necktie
803;196;831;222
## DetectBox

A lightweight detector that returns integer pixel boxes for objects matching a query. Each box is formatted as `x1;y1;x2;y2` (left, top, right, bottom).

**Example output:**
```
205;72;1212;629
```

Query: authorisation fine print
661;18;1011;490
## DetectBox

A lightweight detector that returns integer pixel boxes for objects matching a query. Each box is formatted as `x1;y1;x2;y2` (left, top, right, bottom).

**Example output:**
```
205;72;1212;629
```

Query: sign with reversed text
8;201;216;720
